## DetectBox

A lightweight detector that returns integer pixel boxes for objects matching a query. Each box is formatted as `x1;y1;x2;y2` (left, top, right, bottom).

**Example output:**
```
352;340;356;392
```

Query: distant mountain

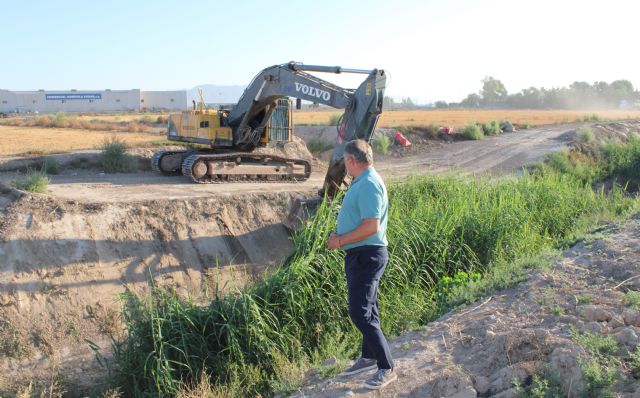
188;85;246;105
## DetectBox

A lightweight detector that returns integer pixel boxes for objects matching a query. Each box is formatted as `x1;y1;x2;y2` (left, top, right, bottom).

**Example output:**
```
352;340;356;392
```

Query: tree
401;97;415;107
383;96;395;108
481;76;507;104
461;93;481;108
434;100;448;109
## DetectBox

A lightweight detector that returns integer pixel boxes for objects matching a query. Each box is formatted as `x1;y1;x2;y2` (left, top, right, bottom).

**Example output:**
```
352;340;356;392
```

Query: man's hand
327;232;341;250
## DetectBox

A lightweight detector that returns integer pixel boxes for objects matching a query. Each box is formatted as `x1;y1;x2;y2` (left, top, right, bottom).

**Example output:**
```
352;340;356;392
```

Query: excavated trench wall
0;189;307;392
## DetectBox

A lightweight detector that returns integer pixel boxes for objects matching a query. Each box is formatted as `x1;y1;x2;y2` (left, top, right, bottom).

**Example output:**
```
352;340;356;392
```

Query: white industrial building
0;89;187;113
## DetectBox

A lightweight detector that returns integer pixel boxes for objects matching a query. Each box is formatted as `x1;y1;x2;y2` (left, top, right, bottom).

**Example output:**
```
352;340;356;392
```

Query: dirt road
4;122;584;203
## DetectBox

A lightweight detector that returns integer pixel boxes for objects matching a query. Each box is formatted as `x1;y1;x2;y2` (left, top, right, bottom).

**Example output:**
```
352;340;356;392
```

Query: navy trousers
344;245;394;370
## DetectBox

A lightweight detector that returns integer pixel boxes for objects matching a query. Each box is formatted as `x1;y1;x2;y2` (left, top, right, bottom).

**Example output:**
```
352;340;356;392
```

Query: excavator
152;61;386;203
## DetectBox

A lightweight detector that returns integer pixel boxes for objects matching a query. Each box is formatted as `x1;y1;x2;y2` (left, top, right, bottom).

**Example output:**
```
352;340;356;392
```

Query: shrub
101;137;137;173
461;123;484;140
42;157;60;174
482;120;501;136
371;134;392;155
306;138;333;155
15;170;49;193
601;136;640;179
577;127;595;144
418;124;440;139
127;122;142;133
140;115;155;124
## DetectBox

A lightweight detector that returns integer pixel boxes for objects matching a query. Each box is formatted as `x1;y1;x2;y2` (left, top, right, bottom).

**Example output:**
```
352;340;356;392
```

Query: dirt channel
1;121;639;395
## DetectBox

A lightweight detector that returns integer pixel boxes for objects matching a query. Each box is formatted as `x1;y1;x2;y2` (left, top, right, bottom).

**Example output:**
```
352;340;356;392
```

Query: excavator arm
228;62;386;198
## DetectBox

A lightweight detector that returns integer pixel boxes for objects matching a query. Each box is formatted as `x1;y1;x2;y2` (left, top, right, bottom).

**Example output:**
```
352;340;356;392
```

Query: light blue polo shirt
336;167;388;250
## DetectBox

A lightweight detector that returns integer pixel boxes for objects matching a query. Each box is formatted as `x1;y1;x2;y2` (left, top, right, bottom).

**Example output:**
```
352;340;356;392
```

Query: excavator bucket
282;195;323;232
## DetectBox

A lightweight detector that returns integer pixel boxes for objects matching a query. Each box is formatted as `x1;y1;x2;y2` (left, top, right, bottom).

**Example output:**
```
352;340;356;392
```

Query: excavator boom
229;62;386;197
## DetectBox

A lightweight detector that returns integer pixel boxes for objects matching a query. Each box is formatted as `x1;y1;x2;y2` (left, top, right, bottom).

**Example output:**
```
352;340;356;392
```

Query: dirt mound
591;121;640;142
0;188;300;394
295;215;640;397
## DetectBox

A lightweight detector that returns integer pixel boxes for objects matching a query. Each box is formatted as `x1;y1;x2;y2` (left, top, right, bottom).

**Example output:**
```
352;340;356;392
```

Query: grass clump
306;138;334;155
482;120;501;136
101;137;137;173
15;170;49;193
111;166;637;397
577;127;595;143
42;156;60;174
371;134;392;155
583;113;603;122
461;123;484;140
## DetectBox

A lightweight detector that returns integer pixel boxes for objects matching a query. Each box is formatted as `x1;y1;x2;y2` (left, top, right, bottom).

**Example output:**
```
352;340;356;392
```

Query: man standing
327;139;396;390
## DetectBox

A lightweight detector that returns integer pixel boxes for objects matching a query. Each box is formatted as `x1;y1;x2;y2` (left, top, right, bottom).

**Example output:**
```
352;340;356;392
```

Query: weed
579;355;618;395
571;328;618;355
577;127;595;144
520;373;565;398
629;346;640;371
372;134;392;155
101;137;137;173
583;114;603;122
0;319;33;359
461;123;484;140
577;293;594;304
571;327;619;394
623;290;640;309
550;305;565;316
15;170;49;193
42;156;60;174
482;120;501;136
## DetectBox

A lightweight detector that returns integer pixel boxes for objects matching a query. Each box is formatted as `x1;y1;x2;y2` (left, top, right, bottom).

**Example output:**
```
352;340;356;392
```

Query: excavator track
181;153;311;184
151;150;193;175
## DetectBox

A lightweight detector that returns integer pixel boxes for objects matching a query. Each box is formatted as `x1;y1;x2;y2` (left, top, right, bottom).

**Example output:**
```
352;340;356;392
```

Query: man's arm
328;218;379;250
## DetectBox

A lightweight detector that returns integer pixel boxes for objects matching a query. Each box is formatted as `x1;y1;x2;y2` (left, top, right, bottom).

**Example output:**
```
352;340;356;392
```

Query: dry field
0;125;162;156
293;109;640;127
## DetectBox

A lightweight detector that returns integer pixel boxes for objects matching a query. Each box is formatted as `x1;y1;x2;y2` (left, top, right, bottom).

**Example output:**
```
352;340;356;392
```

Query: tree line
385;78;640;109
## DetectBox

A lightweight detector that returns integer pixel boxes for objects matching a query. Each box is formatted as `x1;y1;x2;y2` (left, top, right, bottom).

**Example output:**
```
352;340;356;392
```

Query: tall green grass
112;170;637;397
541;136;640;187
371;134;392;155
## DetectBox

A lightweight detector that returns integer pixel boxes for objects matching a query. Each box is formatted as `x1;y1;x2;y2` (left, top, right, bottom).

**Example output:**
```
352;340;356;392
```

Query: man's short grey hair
344;139;374;165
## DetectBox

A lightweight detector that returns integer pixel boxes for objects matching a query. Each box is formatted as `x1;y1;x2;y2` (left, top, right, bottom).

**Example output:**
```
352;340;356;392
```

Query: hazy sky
1;0;638;103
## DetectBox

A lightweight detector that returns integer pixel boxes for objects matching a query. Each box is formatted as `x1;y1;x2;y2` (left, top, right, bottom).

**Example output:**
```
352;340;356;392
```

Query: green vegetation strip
110;165;638;396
